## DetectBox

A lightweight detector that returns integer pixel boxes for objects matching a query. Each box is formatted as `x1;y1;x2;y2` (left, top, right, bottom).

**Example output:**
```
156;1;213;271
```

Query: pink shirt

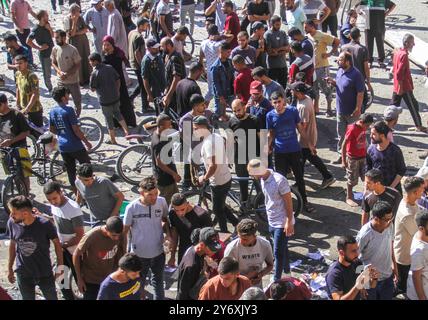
11;0;32;30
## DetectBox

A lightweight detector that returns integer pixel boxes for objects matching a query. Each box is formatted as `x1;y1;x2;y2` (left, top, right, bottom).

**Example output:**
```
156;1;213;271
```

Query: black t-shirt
325;260;362;300
175;78;202;116
362;187;402;219
0;109;30;148
151;131;177;186
28;24;54;58
169;206;212;259
247;1;270;27
229;114;260;164
176;246;205;300
166;51;186;89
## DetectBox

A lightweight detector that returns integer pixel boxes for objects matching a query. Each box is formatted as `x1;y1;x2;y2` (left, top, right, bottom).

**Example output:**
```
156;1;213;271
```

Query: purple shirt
335;66;365;115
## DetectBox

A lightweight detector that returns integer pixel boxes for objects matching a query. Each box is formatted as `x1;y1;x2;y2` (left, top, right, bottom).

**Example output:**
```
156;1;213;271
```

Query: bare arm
143;78;153;101
72;124;91;146
331;286;361;300
159;15;172;37
352;91;364;117
123;225;131;251
390;175;403;189
319;6;331;24
7;240;16;283
165;75;181;103
267;129;275;153
205;0;217;17
203;156;218;181
412;269;427;300
63;226;85;249
110;191;125;217
52;238;64;268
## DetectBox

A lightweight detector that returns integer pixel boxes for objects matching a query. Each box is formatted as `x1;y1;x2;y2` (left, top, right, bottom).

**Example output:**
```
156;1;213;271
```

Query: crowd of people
1;0;428;301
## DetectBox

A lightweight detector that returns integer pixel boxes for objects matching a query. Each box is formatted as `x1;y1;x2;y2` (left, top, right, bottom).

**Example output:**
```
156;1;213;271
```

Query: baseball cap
247;159;267;176
193;115;210;127
0;93;7;104
288;81;307;93
383;105;403;121
199;227;222;253
250;80;263;94
252;21;266;32
146;38;160;49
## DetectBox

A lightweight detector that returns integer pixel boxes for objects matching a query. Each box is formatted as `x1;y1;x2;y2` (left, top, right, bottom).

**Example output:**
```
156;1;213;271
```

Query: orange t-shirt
198;275;251;300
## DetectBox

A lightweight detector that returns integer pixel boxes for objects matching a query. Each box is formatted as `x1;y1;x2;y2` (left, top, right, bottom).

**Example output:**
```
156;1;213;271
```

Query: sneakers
320;177;336;189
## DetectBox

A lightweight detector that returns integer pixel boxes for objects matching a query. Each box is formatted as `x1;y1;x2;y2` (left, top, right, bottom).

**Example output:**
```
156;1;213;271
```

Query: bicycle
0;136;68;212
182;175;304;235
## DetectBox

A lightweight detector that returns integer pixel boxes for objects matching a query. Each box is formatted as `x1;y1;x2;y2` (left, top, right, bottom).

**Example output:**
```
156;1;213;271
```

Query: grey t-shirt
356;222;394;281
75;176;120;221
51;197;84;254
263;80;286;100
231;46;257;68
90;63;121;106
124;197;169;259
224;236;274;287
264;29;289;69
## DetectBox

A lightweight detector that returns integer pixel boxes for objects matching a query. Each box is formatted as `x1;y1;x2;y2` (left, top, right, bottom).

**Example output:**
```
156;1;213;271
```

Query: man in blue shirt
326;51;365;161
266;90;316;213
49;86;92;192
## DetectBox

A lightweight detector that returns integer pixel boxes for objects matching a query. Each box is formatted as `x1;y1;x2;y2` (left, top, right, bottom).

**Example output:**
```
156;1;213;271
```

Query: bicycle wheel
79;117;104;153
49;151;72;189
182;189;214;221
136;116;157;144
27;134;40;163
1;175;28;214
116;144;152;185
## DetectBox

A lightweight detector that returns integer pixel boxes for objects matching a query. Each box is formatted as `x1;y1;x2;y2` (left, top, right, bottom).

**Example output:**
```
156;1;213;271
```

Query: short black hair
162;37;174;47
236;218;258;236
403;176;425;194
4;34;18;42
371;201;393;219
106;216;124;234
223;0;233;9
350;27;361;40
189;93;205;108
207;24;219;36
88;52;102;63
337;235;357;251
304;19;317;29
139;176;158;191
15;54;28;62
77;163;94;178
270;281;294;300
176;26;189;35
415;211;428;228
218;257;239;275
137;17;149;27
8;195;33;211
189;62;203;74
220;42;231;51
43;181;62;195
270;15;281;24
365;168;383;184
156;113;171;127
54;29;67;38
290;41;303;53
190;228;201;245
251;66;267;78
341;51;353;65
119;253;143;272
271;90;284;100
237;31;249;39
372;120;391;137
51;86;70;103
171;193;187;207
232;54;245;65
360;113;374;125
288;27;302;39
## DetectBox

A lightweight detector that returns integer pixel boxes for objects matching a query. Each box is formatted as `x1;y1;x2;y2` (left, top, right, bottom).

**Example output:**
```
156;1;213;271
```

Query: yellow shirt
308;31;335;69
15;71;42;113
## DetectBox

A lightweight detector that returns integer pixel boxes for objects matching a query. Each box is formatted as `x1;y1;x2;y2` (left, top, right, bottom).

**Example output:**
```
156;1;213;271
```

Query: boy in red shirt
341;113;374;207
222;0;240;49
265;277;312;300
232;55;253;104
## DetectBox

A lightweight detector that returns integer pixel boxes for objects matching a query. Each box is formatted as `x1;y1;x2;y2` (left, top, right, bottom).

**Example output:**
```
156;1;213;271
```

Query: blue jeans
269;226;290;281
214;95;234;117
140;253;165;300
367;275;394;300
16;272;58;300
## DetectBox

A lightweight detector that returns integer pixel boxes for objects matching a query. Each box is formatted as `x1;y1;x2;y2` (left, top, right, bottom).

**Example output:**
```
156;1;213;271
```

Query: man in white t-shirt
407;211;428;300
43;181;84;300
224;219;274;287
193;115;238;233
123;176;171;300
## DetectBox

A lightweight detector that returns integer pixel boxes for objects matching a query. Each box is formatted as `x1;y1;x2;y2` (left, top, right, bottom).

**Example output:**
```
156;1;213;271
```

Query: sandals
304;203;317;213
105;139;117;145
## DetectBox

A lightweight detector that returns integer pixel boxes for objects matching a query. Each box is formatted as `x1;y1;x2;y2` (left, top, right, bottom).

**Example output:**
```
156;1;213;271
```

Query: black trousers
211;180;238;232
321;15;338;37
268;68;288;90
274;151;308;203
235;163;262;203
83;283;100;300
391;91;422;128
301;148;332;181
365;10;386;63
129;68;149;111
61;249;77;300
28;110;44;128
396;263;411;294
16;29;33;64
61;149;91;187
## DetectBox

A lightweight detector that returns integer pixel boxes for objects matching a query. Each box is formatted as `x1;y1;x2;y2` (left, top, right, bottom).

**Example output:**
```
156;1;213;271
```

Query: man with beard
7;196;64;300
105;0;128;57
284;0;306;34
326;235;379;300
391;34;427;133
222;0;240;49
84;0;110;54
246;80;273;130
51;30;82;117
367;121;406;194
